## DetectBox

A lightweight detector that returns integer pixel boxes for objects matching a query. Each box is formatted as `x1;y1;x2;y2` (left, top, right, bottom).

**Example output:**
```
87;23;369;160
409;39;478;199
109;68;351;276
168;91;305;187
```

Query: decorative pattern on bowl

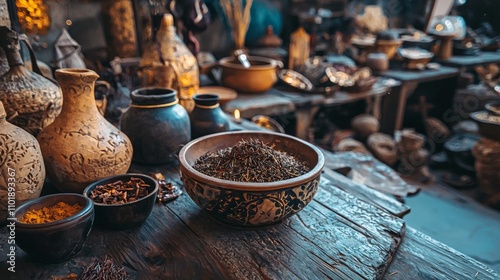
178;131;325;228
181;171;320;227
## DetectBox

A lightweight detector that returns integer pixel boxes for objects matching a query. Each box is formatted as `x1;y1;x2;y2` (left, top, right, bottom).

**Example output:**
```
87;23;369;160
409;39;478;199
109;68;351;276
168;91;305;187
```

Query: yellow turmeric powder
20;202;83;224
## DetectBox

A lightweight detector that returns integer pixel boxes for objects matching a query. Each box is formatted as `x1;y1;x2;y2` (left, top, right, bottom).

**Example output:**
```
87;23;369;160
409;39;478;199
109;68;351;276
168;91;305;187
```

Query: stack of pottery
0;26;62;136
121;87;191;164
397;129;433;182
0;101;45;225
367;133;398;167
472;138;500;195
37;69;133;193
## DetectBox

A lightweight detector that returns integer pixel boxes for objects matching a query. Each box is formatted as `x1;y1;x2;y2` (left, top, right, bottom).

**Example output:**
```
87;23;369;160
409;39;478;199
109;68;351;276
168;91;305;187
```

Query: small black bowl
14;193;94;263
83;173;159;230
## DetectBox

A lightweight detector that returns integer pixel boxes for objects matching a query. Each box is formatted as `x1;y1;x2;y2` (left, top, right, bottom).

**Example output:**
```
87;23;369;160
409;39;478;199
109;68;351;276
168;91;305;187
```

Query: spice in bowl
19;202;83;224
89;177;151;205
193;138;311;182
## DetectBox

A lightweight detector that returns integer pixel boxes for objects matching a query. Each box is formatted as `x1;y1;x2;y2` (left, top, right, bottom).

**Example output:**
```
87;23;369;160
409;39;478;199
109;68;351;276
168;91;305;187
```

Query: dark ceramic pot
14;193;94;262
190;94;229;139
121;87;190;164
83;173;159;230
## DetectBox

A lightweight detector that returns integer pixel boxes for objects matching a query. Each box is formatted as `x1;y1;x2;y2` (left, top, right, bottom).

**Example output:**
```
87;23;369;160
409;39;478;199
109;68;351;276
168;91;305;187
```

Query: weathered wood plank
322;168;411;217
1;160;498;280
224;89;295;119
323;151;419;197
0;164;404;280
385;227;500;280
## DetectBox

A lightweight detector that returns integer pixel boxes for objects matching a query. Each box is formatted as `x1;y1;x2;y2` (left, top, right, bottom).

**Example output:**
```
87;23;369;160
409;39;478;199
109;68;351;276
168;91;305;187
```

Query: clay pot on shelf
190;94;229;139
121;87;191;164
218;56;283;93
0;101;45;225
37;69;133;193
0;26;62;136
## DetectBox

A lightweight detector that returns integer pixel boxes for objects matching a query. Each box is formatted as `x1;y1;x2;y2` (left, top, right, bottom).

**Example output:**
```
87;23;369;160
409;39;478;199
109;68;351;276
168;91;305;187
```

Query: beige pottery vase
37;69;133;193
0;26;62;136
0;101;45;225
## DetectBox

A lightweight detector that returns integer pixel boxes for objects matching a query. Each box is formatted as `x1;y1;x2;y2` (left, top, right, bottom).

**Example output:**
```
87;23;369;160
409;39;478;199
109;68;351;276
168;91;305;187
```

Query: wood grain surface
385;227;500;280
0;162;404;280
1;148;498;279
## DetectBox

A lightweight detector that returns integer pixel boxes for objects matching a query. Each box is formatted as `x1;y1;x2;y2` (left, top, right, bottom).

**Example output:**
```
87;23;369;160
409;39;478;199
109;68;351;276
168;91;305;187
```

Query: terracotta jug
0;26;62;136
37;69;133;193
0;101;45;225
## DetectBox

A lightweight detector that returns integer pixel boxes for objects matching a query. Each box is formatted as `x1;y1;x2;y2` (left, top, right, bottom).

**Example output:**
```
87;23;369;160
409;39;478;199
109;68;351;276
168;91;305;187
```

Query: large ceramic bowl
83;173;159;230
179;131;325;228
14;193;94;262
218;56;283;93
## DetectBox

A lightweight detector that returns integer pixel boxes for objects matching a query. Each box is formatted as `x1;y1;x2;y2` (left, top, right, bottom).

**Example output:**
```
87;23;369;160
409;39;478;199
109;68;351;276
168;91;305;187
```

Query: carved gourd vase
0;101;45;225
0;26;62;136
37;69;133;193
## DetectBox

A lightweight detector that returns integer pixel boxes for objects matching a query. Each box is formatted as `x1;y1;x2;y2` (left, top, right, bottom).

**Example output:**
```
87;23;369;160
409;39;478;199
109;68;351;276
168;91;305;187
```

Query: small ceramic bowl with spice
179;131;325;228
83;173;159;230
14;193;94;262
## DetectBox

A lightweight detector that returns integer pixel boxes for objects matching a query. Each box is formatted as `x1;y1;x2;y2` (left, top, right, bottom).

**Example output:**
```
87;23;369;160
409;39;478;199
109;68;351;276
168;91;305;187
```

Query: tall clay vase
121;87;191;164
0;101;45;225
37;69;133;193
0;26;62;136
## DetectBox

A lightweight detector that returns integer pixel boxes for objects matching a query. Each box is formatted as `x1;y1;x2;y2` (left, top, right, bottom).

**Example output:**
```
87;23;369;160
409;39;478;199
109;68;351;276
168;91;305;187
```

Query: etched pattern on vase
0;69;62;135
37;69;132;193
0;102;45;224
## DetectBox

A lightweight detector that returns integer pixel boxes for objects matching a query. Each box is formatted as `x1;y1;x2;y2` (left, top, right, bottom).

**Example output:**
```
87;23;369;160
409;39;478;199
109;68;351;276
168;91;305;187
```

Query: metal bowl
278;69;314;92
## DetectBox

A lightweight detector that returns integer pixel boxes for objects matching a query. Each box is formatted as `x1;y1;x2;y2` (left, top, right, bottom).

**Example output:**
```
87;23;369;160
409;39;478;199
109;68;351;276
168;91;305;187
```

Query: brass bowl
179;131;324;228
218;56;283;93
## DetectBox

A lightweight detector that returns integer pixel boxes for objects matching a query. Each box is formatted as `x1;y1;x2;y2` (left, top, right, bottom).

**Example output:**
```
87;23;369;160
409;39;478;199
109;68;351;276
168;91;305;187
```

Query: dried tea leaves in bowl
193;138;311;182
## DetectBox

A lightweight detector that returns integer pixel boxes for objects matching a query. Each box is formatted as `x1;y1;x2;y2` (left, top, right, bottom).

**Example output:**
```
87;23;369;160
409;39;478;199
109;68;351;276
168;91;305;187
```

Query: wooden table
223;79;397;140
377;66;459;135
1;123;498;279
439;51;500;72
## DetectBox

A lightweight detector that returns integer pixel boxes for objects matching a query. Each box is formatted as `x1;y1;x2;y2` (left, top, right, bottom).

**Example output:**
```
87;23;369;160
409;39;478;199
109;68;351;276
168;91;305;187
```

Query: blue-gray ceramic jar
121;87;190;164
190;94;230;139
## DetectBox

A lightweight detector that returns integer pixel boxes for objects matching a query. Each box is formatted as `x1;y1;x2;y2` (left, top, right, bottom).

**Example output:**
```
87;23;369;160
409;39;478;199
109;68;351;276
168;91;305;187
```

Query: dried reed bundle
220;0;253;49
